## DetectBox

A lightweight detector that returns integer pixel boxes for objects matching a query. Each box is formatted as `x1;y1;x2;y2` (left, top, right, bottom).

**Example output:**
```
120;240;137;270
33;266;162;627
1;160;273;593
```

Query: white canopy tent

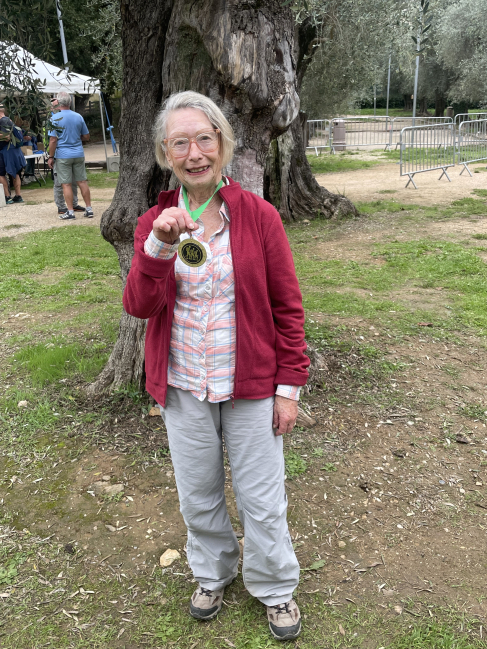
0;42;109;164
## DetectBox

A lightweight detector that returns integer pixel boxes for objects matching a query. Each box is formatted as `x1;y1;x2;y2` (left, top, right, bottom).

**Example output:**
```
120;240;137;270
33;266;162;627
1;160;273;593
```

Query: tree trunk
419;96;430;116
264;17;357;221
87;0;173;395
403;94;413;111
161;0;300;196
435;91;446;117
264;112;357;221
91;1;357;393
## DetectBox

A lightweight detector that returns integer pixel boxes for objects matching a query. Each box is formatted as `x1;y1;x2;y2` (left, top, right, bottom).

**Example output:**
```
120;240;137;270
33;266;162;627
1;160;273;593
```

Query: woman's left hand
273;395;298;436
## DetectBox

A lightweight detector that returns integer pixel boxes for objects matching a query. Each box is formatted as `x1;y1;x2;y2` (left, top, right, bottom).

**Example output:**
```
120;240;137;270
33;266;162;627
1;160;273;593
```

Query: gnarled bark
161;0;300;196
87;0;173;394
264;17;358;221
91;2;358;393
265;113;358;221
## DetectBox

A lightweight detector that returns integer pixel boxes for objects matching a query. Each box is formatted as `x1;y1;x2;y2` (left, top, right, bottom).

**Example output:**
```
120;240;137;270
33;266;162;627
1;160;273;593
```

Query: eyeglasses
164;129;220;157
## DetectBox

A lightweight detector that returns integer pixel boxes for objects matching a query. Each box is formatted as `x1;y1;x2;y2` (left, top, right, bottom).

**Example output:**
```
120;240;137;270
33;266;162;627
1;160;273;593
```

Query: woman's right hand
152;207;195;244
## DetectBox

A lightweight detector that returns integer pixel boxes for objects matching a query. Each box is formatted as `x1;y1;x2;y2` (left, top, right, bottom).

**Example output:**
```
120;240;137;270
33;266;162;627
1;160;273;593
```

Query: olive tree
89;0;358;393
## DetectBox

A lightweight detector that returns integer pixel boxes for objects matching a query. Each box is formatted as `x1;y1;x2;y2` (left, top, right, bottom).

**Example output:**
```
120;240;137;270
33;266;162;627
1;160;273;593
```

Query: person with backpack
0;103;25;204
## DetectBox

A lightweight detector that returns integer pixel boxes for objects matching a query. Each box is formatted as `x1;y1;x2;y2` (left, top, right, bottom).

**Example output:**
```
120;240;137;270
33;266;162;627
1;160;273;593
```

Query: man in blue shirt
50;97;82;213
47;91;93;220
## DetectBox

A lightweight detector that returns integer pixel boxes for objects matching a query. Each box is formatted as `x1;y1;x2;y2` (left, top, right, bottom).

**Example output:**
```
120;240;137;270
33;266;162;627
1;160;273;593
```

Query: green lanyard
182;180;223;222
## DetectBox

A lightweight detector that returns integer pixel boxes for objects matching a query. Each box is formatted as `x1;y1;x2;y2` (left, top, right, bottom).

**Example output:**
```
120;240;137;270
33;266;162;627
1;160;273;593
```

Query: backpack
0;120;23;148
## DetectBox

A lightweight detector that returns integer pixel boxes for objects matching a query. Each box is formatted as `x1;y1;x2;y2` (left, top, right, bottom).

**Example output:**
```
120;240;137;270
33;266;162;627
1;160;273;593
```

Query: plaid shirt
144;187;300;404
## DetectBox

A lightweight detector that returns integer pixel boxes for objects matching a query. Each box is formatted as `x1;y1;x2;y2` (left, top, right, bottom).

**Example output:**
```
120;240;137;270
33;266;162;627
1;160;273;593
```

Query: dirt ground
316;159;487;206
2;159;487;645
0;187;114;237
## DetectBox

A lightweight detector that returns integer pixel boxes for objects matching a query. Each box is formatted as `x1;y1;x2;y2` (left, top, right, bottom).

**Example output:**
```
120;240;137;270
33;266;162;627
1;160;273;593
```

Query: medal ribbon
182;180;224;223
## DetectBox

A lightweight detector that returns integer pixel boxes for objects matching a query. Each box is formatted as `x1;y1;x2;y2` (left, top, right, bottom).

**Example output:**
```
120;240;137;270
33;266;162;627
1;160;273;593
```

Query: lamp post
412;36;420;127
386;54;392;117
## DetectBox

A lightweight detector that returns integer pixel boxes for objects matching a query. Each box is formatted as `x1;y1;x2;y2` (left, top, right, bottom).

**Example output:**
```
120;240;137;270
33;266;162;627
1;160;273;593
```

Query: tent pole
56;0;69;66
99;91;108;169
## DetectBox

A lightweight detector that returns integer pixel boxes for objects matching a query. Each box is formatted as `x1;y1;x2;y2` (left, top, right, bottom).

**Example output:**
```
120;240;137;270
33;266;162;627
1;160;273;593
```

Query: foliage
0;0;122;129
284;451;308;477
298;0;487;118
436;0;487;105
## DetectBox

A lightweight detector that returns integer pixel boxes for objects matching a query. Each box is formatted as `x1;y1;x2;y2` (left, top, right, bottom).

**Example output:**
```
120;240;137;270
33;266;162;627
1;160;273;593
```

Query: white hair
154;91;235;169
56;91;72;108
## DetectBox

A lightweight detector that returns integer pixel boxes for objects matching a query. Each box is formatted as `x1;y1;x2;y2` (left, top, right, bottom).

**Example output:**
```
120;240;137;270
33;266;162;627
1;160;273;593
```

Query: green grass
13;337;109;386
389;622;481;649
356;108;414;117
458;403;487;420
0;225;120;311
289;200;487;337
307;152;383;174
20;170;118;192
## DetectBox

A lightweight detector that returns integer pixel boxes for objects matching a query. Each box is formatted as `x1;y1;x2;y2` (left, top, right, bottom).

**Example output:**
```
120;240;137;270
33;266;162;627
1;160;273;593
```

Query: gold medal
178;237;207;267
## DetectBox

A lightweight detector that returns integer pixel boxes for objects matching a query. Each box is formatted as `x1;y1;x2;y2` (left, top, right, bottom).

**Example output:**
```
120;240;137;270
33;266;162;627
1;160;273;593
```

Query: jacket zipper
224;188;238;405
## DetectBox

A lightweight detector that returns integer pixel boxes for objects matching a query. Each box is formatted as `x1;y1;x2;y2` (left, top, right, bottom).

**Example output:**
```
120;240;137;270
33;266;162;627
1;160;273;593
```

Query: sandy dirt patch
0;186;114;238
316;161;487;206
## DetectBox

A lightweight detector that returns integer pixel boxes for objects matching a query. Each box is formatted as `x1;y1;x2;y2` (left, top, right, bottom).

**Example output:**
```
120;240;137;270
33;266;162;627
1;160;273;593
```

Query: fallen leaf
456;434;471;444
417;322;433;327
149;406;161;417
338;541;346;548
308;559;326;570
105;524;117;532
224;640;236;648
159;548;180;567
382;589;396;597
0;593;10;598
394;605;403;615
17;400;28;408
339;624;346;636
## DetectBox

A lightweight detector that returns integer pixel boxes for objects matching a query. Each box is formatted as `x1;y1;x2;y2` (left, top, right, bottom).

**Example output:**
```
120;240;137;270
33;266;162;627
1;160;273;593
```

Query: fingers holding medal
152;207;195;244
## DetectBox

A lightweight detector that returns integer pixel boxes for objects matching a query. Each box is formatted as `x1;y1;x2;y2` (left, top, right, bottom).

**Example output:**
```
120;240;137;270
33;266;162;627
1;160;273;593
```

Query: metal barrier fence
390;116;452;148
399;123;456;188
454;112;487;130
330;116;391;150
306;115;453;154
306;119;331;154
457;119;487;176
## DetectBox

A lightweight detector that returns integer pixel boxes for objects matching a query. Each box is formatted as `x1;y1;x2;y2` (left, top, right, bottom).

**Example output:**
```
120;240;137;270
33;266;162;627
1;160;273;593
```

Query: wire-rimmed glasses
164;129;220;157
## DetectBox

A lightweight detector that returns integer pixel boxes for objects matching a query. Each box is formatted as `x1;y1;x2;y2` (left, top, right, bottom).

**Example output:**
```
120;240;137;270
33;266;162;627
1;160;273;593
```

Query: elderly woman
123;91;309;641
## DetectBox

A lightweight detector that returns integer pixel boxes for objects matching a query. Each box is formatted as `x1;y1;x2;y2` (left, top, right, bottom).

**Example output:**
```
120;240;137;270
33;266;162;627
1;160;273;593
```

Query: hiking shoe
73;205;85;212
189;586;224;620
59;210;75;220
84;207;94;218
5;196;13;205
267;599;302;641
12;195;24;203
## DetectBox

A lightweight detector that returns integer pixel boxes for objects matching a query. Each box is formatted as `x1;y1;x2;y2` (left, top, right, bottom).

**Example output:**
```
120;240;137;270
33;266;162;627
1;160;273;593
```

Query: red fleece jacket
123;177;309;407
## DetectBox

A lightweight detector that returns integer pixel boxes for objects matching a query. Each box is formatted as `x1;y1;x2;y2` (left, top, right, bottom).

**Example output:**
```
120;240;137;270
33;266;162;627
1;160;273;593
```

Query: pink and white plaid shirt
144;186;300;404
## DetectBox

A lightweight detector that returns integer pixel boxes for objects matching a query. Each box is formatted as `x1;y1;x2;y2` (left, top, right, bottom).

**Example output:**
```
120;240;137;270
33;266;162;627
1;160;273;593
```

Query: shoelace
199;587;215;598
270;602;292;616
